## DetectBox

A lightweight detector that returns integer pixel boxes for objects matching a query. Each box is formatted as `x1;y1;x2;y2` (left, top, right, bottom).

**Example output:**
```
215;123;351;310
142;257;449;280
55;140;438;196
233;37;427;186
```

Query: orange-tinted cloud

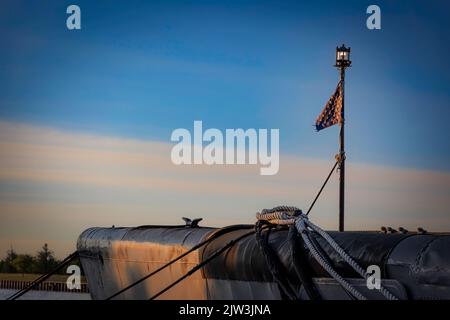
1;120;449;257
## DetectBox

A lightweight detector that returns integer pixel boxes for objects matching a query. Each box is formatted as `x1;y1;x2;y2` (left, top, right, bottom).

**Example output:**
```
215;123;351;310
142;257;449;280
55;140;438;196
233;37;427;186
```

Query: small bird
398;227;409;234
182;217;203;228
417;227;427;234
387;227;398;234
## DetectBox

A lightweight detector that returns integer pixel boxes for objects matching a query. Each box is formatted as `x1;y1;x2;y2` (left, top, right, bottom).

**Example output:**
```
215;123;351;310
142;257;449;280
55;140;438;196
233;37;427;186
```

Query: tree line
0;243;65;274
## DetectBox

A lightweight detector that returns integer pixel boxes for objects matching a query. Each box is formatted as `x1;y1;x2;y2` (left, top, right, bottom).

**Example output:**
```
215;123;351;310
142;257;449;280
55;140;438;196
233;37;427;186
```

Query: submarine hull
77;225;450;300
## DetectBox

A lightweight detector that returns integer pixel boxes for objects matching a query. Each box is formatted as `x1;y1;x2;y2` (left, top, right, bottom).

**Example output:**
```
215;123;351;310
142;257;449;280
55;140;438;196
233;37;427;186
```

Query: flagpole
339;67;345;232
316;45;350;231
335;44;351;232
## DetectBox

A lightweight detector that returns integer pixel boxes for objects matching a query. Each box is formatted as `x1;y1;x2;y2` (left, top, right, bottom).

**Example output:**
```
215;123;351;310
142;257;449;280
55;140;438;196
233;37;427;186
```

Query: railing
0;279;89;293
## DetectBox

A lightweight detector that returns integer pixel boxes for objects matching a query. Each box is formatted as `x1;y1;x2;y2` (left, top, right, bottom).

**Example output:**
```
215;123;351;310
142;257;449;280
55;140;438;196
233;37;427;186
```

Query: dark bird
380;226;387;234
398;227;409;234
182;217;203;228
417;227;428;234
387;227;398;234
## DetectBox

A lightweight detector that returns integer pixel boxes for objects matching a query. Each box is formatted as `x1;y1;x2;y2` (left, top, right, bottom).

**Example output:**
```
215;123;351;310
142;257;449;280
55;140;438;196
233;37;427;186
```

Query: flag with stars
315;81;343;131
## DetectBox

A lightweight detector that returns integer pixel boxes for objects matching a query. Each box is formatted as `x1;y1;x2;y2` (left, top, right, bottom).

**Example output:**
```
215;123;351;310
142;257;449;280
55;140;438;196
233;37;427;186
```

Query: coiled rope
256;206;303;225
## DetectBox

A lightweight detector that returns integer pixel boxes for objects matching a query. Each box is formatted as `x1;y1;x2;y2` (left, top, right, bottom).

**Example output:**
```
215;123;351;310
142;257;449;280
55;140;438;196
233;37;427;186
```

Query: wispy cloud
1;120;449;257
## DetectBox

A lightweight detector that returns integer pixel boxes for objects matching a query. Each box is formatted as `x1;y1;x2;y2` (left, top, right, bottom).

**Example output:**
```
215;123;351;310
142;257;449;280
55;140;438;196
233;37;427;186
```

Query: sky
0;0;450;257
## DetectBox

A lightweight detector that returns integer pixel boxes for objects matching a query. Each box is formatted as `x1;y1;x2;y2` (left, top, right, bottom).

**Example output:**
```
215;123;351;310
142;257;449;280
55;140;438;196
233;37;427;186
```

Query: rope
254;157;337;300
296;218;367;300
7;251;79;300
299;217;399;301
257;209;361;299
106;224;253;300
148;230;255;300
256;206;302;225
255;221;298;300
256;207;400;301
305;160;339;216
288;225;321;300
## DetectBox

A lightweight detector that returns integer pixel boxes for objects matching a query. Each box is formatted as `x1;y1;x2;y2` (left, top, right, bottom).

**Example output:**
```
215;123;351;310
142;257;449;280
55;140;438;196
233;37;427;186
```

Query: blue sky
1;0;450;256
1;0;449;171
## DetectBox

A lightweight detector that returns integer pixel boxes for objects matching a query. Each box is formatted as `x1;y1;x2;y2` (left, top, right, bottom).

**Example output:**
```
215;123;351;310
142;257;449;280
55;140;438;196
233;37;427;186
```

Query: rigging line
305;159;339;216
7;251;79;300
148;230;255;300
106;238;212;300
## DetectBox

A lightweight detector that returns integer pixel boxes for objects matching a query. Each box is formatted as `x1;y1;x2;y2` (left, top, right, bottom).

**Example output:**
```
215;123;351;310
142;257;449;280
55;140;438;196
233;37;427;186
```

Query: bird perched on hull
182;217;203;228
387;227;398;234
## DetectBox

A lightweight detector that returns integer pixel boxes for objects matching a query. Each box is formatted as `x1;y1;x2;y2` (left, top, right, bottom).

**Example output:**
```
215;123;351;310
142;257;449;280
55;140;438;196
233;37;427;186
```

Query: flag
315;81;343;131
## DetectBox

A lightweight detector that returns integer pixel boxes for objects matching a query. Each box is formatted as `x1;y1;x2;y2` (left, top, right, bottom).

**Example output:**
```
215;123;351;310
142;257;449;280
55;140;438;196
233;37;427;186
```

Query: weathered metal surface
77;226;214;299
78;225;450;300
386;235;450;299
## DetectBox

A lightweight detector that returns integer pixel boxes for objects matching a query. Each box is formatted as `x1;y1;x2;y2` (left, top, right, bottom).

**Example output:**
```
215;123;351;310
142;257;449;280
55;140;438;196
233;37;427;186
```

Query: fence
0;279;89;293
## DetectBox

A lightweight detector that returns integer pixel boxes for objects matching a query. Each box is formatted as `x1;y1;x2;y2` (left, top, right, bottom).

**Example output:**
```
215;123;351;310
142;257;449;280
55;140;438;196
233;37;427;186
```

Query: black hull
77;225;450;300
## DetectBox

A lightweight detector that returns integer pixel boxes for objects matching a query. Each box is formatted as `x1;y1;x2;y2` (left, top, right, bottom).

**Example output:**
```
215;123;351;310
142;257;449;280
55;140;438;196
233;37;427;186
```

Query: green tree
1;247;18;273
12;254;35;274
35;243;58;274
